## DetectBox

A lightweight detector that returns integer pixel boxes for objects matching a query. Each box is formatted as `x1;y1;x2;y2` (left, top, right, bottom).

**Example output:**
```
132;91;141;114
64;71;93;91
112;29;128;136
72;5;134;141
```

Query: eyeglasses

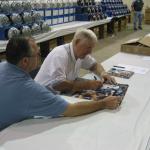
27;51;41;58
30;52;41;57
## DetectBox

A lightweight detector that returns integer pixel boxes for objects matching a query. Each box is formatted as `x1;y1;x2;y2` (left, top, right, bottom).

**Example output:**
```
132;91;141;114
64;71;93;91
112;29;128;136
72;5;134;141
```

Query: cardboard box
121;34;150;56
145;7;150;23
145;20;150;24
145;13;150;20
145;7;150;13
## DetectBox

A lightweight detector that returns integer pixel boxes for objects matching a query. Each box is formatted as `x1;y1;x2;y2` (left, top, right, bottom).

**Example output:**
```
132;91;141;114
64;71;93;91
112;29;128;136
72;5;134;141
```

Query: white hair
72;28;98;44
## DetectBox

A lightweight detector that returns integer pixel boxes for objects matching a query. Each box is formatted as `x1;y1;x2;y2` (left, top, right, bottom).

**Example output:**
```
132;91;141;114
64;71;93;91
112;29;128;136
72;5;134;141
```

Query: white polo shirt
35;43;96;87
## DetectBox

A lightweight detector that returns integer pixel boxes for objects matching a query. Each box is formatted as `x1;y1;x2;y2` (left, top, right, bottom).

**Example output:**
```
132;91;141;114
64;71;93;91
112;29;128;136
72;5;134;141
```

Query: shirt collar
6;62;31;78
70;42;77;63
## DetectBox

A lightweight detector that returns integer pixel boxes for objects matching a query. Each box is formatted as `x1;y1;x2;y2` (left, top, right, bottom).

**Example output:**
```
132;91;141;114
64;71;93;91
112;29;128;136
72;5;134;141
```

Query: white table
0;18;112;53
1;52;150;150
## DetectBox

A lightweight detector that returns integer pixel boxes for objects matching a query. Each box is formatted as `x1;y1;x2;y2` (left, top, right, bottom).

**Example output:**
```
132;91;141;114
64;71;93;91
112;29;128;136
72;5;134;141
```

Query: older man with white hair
35;29;115;93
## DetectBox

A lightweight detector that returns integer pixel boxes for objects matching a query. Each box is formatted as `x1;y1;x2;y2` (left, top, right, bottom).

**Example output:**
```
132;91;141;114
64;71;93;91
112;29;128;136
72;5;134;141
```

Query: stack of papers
118;64;149;75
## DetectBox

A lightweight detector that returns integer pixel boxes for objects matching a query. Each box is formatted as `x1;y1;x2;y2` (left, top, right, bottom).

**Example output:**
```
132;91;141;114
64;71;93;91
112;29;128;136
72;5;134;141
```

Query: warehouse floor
79;23;150;76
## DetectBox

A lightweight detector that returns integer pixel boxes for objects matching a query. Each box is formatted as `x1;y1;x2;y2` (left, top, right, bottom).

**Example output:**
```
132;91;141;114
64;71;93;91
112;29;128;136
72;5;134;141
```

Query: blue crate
101;4;107;12
58;8;64;16
69;14;75;22
75;6;83;14
45;16;53;26
45;19;52;26
45;14;72;26
0;26;9;40
64;6;70;15
45;8;52;20
58;15;64;24
44;8;53;25
52;8;59;16
76;6;90;14
51;16;58;25
63;14;69;23
106;10;112;17
75;14;89;21
69;6;76;15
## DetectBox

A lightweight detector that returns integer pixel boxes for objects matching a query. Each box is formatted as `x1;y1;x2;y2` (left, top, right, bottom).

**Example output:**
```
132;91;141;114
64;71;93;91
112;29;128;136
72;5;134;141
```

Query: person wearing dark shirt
132;0;144;30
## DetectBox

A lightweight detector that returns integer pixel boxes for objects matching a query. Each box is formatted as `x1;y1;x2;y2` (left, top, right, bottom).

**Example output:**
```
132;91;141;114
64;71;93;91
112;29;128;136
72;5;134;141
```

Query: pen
113;65;125;69
94;76;97;80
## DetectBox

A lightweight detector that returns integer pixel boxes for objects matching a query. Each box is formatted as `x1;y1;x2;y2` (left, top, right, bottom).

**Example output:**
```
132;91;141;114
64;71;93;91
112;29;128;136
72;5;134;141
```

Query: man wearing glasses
0;36;121;131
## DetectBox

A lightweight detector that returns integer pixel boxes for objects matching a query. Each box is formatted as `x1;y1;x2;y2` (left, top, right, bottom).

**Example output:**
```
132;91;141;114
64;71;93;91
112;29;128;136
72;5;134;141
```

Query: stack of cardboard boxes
121;34;150;56
145;7;150;24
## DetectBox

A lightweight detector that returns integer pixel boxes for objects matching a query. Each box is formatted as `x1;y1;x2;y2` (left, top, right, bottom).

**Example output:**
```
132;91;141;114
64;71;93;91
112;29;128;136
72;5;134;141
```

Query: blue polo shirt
0;62;69;130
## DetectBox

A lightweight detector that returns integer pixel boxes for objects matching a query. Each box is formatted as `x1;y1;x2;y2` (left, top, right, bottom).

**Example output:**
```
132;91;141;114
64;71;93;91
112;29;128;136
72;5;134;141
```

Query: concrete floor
79;23;150;76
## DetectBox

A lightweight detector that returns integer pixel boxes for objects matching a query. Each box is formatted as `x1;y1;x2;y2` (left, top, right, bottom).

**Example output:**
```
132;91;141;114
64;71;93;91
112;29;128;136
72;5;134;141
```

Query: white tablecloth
0;18;112;53
1;52;150;150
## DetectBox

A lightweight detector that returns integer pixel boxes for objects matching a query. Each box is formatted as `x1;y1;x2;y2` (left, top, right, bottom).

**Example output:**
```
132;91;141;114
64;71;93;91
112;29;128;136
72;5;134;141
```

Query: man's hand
90;63;116;84
102;96;122;109
101;72;116;84
63;95;122;117
72;80;103;93
88;80;103;90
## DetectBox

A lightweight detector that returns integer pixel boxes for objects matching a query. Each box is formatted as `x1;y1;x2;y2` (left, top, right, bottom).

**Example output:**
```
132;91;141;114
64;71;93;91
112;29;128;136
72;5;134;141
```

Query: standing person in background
131;0;144;31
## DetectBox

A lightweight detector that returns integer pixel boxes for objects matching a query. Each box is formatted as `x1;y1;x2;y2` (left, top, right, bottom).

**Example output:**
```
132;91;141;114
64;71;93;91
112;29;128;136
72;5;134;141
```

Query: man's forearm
63;100;105;117
53;80;74;93
90;63;106;77
53;80;102;93
63;95;120;117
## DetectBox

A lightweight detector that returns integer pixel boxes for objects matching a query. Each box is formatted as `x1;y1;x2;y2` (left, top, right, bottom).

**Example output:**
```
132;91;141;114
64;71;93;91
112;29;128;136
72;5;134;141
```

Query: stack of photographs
107;67;134;79
73;83;129;101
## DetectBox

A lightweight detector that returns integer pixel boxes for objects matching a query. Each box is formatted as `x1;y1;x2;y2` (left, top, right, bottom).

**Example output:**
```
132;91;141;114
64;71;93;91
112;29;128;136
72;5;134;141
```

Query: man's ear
22;57;29;65
19;57;29;69
75;39;80;45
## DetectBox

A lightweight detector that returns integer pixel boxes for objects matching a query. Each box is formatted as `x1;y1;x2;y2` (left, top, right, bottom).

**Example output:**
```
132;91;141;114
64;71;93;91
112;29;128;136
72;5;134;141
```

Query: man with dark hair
131;0;144;31
6;37;33;65
0;36;121;131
